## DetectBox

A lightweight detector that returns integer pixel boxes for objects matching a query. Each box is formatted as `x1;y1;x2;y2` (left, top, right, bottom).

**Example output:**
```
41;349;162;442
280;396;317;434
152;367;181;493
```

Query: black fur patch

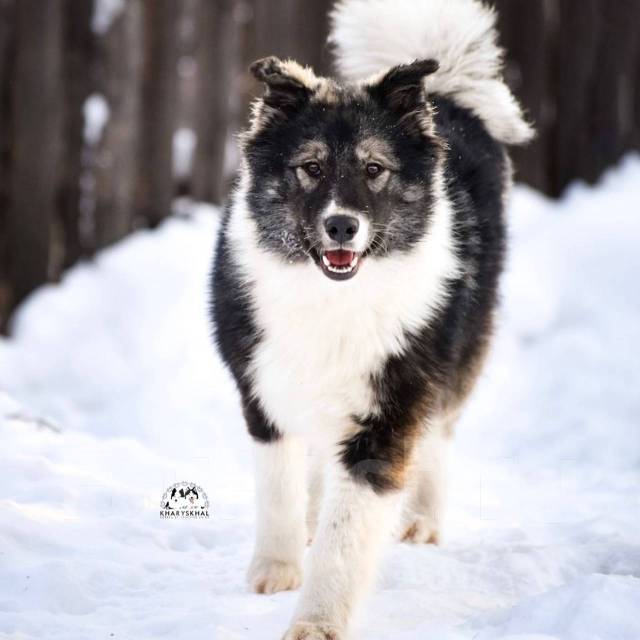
242;395;281;443
211;206;281;443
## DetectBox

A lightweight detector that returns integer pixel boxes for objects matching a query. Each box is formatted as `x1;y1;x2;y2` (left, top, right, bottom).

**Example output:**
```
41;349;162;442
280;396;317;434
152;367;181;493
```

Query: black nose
324;215;359;244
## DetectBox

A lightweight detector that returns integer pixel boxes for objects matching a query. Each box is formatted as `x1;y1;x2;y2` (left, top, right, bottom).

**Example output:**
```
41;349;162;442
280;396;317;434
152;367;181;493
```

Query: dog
211;0;532;637
166;485;200;509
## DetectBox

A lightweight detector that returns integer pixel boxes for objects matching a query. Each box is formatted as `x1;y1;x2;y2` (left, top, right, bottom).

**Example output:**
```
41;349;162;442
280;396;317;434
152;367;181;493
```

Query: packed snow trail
1;156;639;639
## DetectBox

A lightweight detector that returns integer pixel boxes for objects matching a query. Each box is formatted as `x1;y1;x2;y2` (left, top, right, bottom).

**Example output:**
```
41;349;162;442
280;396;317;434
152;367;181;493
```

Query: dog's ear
368;59;442;142
250;56;316;116
368;59;439;113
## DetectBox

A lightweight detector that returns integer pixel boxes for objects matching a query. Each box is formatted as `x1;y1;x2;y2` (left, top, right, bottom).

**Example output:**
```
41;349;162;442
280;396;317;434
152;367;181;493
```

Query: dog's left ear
368;59;439;113
367;59;442;142
250;56;316;115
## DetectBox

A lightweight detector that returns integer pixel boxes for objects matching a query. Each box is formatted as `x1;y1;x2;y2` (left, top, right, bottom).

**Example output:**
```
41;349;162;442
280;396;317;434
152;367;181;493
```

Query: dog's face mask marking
243;57;442;281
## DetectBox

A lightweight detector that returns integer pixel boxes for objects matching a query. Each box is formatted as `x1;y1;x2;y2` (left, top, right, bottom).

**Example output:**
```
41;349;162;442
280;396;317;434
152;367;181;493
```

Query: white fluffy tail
330;0;533;145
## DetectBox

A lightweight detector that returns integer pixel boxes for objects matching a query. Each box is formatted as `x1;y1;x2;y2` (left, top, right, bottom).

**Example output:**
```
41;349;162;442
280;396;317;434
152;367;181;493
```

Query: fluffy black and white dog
211;0;532;637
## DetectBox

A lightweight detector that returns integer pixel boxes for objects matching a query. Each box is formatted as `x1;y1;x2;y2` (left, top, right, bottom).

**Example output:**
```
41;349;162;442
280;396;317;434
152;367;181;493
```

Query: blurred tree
495;0;640;196
495;0;551;193
58;0;95;269
137;0;179;228
4;0;63;330
0;0;14;331
93;0;144;249
1;0;639;333
192;0;235;204
252;0;331;73
582;0;640;184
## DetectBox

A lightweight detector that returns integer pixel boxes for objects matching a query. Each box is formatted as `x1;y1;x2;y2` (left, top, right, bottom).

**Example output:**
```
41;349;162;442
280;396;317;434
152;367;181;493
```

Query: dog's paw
248;556;302;594
281;621;342;640
401;518;441;545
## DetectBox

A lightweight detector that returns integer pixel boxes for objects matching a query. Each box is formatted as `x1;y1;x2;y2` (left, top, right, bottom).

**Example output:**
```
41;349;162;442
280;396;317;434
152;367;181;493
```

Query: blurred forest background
1;0;639;333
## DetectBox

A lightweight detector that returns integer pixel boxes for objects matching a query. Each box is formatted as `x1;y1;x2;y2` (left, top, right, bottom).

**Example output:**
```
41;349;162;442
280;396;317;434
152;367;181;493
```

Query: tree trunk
550;0;601;196
228;0;259;145
585;0;640;183
4;0;63;325
495;0;553;192
191;0;235;204
286;0;332;74
137;0;179;227
93;0;144;249
250;0;330;71
58;0;95;269
0;0;15;332
635;36;640;151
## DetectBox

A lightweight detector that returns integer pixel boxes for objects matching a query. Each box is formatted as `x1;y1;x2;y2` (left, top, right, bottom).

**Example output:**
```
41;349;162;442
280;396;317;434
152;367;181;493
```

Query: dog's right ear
248;56;324;133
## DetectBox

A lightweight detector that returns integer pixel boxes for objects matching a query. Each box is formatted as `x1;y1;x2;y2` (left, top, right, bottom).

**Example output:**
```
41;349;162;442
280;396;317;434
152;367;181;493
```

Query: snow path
1;156;639;639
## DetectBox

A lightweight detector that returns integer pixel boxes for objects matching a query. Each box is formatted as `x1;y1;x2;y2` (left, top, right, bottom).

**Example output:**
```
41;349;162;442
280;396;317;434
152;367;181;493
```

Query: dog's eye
303;161;322;178
366;162;384;178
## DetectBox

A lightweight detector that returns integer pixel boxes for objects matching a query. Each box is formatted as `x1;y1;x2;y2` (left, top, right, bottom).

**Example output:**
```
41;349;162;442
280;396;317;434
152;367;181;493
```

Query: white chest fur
226;183;459;438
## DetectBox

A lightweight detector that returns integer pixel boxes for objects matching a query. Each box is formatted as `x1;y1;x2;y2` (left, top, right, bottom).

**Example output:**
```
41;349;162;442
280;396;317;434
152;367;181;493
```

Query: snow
83;94;110;146
91;0;125;35
1;155;639;639
173;128;197;179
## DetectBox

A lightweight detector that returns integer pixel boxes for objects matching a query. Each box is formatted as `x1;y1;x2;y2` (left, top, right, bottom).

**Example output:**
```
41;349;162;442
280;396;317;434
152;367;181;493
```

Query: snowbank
1;156;639;639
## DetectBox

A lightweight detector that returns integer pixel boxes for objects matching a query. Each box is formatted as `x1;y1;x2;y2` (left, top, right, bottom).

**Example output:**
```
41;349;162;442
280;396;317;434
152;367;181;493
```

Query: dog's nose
324;215;359;244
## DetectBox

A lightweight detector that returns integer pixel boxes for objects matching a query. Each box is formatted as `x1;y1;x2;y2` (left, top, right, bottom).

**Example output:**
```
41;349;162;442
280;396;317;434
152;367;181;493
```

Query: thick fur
331;0;534;145
210;1;530;637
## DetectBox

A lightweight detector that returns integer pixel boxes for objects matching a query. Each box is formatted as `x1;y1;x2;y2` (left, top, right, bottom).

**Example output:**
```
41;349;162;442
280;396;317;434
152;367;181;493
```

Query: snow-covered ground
1;156;639;640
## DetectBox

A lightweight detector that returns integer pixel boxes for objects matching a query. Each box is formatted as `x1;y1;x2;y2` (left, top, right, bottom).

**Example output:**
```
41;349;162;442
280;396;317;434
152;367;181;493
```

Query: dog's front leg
283;460;404;640
247;436;307;594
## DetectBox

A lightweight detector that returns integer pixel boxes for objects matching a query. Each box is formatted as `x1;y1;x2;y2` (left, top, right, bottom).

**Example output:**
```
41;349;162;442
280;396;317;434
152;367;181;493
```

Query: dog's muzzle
318;215;362;280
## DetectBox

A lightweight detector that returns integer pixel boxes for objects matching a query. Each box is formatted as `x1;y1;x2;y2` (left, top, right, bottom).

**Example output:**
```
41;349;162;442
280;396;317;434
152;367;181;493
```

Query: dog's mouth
319;249;361;281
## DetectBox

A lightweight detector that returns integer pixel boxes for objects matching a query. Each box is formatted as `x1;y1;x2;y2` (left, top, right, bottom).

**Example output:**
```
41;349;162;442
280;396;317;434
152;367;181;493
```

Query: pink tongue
325;250;354;267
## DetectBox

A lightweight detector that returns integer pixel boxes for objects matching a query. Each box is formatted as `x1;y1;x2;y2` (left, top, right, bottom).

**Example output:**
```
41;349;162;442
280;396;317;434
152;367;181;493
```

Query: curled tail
330;0;533;145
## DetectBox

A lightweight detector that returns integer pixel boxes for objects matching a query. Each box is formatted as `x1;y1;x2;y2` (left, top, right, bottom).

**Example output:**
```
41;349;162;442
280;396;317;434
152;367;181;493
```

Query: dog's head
241;56;444;281
184;487;199;503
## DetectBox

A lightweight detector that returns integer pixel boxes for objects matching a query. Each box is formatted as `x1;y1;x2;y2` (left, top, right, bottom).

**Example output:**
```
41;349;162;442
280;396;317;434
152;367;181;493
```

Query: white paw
282;621;342;640
400;517;441;545
248;556;302;594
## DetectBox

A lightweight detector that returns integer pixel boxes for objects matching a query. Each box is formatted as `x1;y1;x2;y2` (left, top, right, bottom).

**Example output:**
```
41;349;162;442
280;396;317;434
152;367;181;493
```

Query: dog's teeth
323;254;360;274
321;252;361;275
